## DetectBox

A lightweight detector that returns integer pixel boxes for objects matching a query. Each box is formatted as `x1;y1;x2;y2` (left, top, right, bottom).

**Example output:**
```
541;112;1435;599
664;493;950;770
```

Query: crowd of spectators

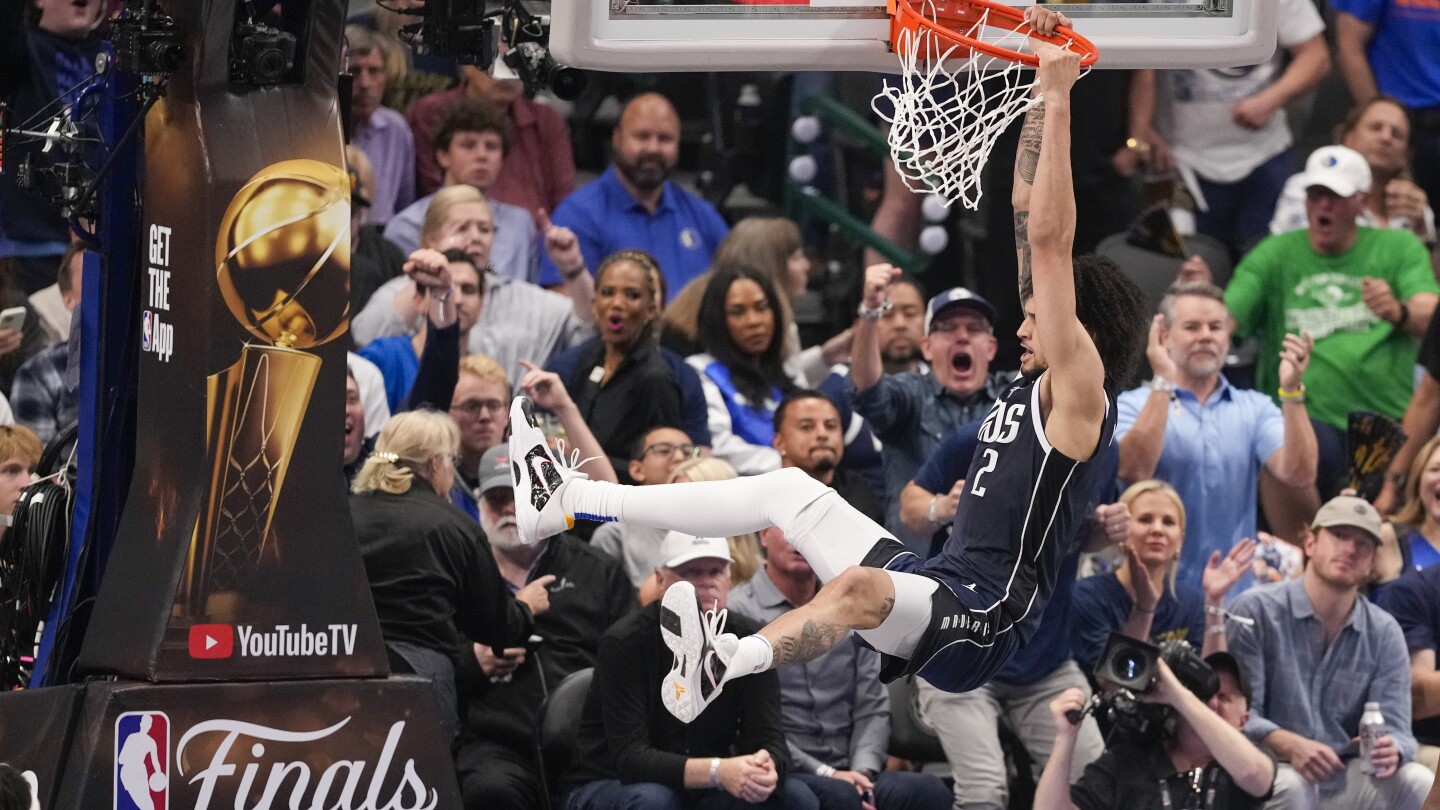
6;0;1440;807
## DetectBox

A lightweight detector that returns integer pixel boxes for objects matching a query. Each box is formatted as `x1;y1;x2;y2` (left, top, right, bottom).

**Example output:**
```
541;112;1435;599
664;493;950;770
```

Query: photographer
1037;653;1276;810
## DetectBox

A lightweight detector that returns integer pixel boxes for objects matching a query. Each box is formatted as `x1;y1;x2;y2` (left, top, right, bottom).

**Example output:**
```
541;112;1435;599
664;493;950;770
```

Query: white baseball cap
1297;145;1372;198
660;531;732;568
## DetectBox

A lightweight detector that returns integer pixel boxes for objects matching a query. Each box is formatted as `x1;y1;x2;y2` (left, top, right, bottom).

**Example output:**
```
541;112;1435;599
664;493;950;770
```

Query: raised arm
1024;35;1108;460
1334;12;1379;104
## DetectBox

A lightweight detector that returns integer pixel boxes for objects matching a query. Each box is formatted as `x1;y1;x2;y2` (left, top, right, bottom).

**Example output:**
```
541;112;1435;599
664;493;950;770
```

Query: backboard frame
549;0;1279;72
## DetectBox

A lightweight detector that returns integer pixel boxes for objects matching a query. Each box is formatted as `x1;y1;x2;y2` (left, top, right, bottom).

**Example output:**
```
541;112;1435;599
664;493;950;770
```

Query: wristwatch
857;300;893;321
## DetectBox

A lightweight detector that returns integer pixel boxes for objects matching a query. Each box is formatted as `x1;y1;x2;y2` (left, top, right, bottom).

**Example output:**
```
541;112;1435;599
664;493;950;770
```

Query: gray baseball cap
478;445;511;495
1310;495;1383;545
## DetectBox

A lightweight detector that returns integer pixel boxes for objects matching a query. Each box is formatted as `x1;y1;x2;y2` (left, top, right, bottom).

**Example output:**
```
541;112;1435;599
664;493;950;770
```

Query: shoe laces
552;437;600;483
702;601;730;659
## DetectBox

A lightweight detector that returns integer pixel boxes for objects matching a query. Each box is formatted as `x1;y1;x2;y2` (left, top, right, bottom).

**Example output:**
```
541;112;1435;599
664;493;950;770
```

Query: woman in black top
561;250;685;482
350;409;550;739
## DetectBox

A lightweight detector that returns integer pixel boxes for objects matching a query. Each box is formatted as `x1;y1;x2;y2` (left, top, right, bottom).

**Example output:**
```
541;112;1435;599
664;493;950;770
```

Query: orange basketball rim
888;0;1100;68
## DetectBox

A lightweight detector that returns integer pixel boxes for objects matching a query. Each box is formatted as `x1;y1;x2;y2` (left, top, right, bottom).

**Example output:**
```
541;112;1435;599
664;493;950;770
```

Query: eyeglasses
450;398;506;418
929;319;992;336
642;442;699;460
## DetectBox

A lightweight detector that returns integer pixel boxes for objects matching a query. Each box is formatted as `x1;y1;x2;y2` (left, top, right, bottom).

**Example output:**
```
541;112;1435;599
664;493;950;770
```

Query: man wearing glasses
592;426;702;598
448;354;513;519
852;277;1014;553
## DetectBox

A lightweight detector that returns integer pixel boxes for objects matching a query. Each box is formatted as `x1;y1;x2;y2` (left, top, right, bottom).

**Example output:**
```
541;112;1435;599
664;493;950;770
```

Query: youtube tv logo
189;624;233;659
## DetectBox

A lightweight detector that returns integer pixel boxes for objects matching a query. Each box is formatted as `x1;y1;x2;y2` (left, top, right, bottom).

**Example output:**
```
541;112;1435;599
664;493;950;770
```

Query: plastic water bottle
1359;702;1386;775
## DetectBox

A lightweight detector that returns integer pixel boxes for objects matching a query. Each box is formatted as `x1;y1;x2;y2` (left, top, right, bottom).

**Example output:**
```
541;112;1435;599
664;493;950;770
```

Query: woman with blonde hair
1386;435;1440;574
351;409;550;740
352;183;597;383
1071;480;1255;670
633;456;763;606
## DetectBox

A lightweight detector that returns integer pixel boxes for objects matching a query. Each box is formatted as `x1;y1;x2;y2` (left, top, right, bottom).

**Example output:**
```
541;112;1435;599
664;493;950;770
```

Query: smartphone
0;306;25;333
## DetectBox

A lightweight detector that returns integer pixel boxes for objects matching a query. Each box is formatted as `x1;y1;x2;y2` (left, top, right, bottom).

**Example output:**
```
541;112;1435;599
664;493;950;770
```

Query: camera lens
547;65;587;101
146;41;185;73
1116;652;1145;681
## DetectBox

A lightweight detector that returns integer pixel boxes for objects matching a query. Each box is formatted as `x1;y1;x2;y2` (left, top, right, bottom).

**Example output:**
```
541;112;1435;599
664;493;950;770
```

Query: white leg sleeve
570;468;896;582
855;569;936;659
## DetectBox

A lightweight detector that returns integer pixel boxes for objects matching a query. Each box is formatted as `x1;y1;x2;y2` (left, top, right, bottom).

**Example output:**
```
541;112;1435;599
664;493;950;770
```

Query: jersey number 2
970;449;999;497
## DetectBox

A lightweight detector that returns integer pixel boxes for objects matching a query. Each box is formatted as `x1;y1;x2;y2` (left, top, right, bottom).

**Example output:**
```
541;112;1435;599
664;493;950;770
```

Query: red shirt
406;88;576;218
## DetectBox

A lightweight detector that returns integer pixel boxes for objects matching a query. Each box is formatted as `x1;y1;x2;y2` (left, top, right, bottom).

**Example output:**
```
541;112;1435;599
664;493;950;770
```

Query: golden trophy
179;159;351;618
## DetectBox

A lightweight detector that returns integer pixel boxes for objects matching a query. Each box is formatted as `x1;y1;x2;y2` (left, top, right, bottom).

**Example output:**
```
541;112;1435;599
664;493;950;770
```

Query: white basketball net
873;2;1084;211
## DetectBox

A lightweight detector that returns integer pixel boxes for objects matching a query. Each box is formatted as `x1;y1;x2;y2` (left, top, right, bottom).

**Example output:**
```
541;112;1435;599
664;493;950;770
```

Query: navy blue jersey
921;372;1117;647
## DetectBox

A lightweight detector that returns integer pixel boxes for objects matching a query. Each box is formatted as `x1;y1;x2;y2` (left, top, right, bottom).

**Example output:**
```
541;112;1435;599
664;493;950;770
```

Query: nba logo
141;311;152;352
114;711;168;810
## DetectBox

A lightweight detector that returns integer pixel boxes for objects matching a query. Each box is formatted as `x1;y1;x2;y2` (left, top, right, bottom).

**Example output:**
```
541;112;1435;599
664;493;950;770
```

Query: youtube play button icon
189;624;234;659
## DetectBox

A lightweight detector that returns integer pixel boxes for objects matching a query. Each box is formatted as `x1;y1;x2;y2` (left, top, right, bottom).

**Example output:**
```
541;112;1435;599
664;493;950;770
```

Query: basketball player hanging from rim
508;6;1148;723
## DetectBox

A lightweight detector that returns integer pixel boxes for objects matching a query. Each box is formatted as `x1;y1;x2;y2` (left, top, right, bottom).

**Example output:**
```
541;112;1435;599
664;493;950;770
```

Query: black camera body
1096;634;1218;700
502;40;586;101
1092;634;1219;741
113;14;186;76
416;0;494;66
231;22;298;86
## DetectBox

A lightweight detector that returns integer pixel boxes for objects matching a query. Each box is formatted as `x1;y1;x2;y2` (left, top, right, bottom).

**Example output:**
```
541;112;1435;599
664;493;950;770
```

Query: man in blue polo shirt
1333;0;1440;207
1116;280;1317;597
537;93;728;294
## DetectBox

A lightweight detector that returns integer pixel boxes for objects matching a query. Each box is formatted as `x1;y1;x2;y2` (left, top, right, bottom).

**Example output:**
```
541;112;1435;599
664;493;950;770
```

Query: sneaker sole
659;581;712;724
508;397;562;545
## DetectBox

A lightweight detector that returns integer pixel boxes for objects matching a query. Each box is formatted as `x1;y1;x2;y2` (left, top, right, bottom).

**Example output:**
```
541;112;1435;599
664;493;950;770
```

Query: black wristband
1395;301;1411;329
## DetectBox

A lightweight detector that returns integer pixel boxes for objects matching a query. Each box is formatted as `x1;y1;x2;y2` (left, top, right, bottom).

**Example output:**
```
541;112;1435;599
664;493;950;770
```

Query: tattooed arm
1012;103;1043;293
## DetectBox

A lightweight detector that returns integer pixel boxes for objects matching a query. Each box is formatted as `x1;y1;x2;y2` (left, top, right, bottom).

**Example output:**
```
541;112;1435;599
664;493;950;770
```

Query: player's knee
770;466;828;502
824;566;894;628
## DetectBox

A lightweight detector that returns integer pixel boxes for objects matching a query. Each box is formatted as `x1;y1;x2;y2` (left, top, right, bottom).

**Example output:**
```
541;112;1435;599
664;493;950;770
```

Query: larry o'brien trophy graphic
180;158;350;619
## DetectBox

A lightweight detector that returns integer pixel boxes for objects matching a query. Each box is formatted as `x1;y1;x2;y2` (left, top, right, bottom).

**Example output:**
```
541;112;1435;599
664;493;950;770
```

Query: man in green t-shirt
1224;145;1438;496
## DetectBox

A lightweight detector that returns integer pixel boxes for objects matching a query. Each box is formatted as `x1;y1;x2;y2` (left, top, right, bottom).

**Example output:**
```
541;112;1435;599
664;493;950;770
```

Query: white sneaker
659;581;732;724
508;397;590;544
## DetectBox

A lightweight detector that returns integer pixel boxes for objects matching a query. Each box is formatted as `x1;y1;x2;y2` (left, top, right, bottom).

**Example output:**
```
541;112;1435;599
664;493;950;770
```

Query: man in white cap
1225;144;1438;497
1228;495;1432;810
561;531;820;810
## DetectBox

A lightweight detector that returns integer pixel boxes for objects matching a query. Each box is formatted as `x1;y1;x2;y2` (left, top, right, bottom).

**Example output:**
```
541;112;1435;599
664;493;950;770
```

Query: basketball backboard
549;0;1278;72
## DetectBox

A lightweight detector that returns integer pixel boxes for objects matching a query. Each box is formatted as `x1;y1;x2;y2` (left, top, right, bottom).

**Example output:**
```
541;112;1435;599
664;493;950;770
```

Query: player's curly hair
1020;254;1147;387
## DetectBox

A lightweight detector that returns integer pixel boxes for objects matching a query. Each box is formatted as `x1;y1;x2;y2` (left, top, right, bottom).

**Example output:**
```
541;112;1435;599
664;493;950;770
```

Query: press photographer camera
1036;633;1276;810
1086;635;1220;741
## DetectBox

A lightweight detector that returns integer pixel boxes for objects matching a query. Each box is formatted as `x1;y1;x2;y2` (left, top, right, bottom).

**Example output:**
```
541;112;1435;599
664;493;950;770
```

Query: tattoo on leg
1017;101;1046;185
772;619;849;666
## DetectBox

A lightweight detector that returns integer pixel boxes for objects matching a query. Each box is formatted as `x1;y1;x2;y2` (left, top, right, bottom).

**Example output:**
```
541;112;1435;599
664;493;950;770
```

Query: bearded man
454;444;635;810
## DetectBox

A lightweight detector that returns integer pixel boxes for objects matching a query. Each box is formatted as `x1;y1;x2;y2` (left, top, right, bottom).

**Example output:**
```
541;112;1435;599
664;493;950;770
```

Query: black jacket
565;337;685;484
1072;738;1274;810
564;603;789;792
350;485;532;661
458;534;635;754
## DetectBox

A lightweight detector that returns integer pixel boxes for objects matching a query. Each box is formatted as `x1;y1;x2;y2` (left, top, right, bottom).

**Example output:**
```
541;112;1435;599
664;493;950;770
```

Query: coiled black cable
0;424;79;689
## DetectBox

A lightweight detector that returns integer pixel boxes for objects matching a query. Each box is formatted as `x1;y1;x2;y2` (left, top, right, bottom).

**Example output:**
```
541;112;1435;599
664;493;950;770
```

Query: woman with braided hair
350;409;551;739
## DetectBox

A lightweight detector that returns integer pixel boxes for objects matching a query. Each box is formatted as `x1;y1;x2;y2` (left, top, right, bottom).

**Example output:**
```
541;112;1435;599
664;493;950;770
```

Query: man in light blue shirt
537;93;728;294
1228;496;1431;810
1116;281;1318;597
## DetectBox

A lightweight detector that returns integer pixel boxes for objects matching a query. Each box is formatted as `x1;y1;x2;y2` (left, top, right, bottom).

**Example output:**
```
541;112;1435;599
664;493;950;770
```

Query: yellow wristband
1278;384;1305;400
